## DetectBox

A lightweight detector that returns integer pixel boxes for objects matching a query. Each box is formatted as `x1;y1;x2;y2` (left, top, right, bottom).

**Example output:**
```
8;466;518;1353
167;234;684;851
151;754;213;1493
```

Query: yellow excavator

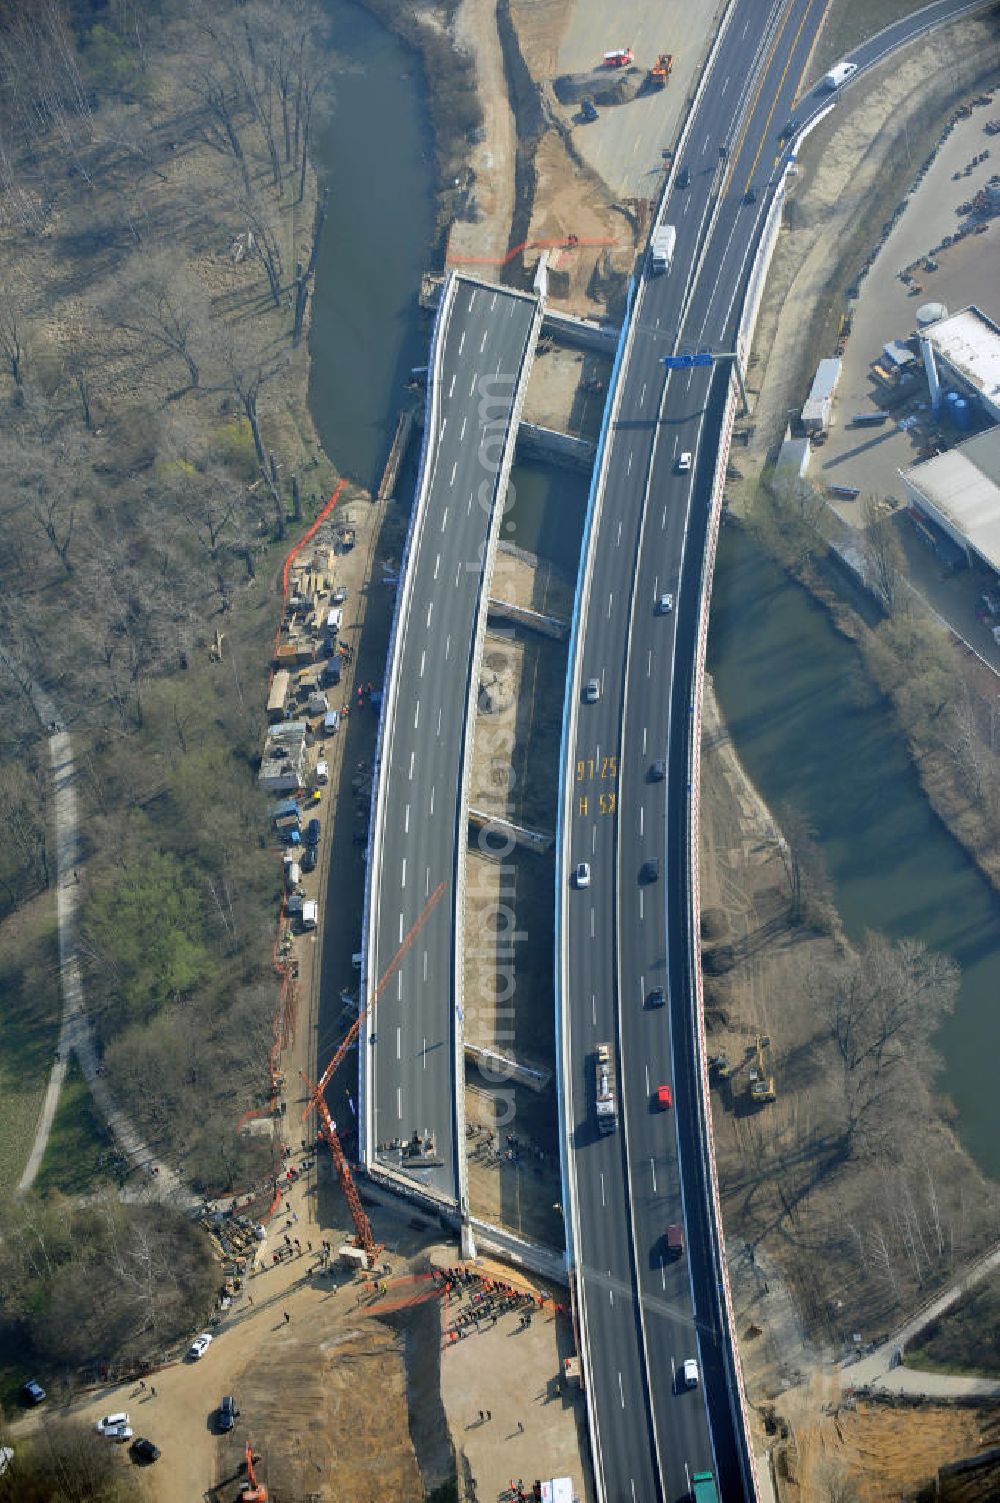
648;53;673;88
748;1035;776;1105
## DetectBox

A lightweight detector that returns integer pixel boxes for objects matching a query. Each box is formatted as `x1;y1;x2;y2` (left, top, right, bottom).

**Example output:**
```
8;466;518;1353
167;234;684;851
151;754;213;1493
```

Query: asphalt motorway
564;1;828;1499
370;278;537;1201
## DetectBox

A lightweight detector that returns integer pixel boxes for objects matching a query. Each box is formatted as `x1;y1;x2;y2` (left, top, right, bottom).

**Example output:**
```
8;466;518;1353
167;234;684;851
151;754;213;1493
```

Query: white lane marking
590;908;595;939
455;563;462;587
480;330;488;353
469;374;477;396
618;1372;625;1408
397;1087;403;1119
671;1356;677;1385
414;701;420;729
434;554;440;581
661;1261;666;1291
398;973;403;999
495;359;502;377
404;804;410;834
466;491;473;514
640;382;646;405
425;869;431;897
633;136;640;154
642;726;647;755
423;1036;428;1069
440;415;447;435
399;913;404;942
617;519;622;546
627;451;633;475
460;416;467;442
423;951;428;982
459;330;466;354
661;505;668;529
592;994;597;1025
437;707;442;735
600;1172;606;1208
640;806;644;837
426;602;433;628
653;575;659;596
683;196;691;216
491;292;497;310
609;1282;614;1307
639;889;644;921
445;635;452;660
741;17;749;35
441;506;450;530
607;591;613;618
650;1157;657;1193
647;649;653;678
408;751;415;779
721;74;730;96
430;785;435;815
702;132;710;154
448;373;456;398
645;1065;650;1094
468;292;475;311
419;650;426;678
401;858;407;888
396;1027;401;1059
591;825;597;854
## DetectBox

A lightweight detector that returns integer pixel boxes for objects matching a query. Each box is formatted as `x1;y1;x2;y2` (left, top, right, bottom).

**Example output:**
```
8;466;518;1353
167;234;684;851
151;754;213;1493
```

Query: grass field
907;1278;1000;1378
0;902;61;1201
34;1060;121;1198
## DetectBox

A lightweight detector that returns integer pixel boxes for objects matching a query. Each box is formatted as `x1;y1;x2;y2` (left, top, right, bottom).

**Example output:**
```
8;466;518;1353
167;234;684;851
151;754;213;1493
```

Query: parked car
301;844;318;873
130;1438;161;1464
217;1395;239;1433
305;817;322;847
21;1381;46;1406
96;1413;132;1440
640;858;661;883
574;862;591;889
187;1332;213;1360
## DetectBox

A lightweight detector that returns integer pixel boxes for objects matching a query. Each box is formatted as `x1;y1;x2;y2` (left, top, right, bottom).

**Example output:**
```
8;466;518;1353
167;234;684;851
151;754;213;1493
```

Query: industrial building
919;305;1000;426
900;426;1000;578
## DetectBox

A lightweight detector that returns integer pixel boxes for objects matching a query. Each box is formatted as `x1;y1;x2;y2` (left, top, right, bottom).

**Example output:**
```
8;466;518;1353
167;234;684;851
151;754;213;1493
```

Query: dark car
640;858;661;884
677;165;690;188
649;759;665;782
743;186;757;204
301;844;318;873
305;817;321;847
129;1438;160;1464
217;1395;239;1433
647;986;666;1009
21;1380;46;1406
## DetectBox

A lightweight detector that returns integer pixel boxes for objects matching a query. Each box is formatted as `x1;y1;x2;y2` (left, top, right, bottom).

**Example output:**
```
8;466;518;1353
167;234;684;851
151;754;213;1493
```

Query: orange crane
301;881;447;1268
241;1443;267;1502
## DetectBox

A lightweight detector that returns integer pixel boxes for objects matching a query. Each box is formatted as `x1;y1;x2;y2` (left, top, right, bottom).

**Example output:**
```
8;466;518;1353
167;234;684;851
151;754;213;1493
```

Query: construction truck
748;1034;776;1105
648;53;673;88
602;47;634;68
649;224;677;275
691;1472;719;1503
594;1043;618;1133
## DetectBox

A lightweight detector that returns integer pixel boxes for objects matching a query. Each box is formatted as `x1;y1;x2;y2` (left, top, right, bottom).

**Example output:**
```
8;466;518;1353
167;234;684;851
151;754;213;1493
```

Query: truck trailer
594;1043;617;1133
650;224;677;275
691;1473;719;1503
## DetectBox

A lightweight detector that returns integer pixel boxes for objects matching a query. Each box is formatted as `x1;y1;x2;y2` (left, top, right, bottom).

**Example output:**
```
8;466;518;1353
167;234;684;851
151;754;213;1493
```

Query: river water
308;2;1000;1182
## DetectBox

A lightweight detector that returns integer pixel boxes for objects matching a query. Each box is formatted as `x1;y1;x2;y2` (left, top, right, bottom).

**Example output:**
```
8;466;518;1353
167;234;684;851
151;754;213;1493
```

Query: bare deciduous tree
861;496;906;615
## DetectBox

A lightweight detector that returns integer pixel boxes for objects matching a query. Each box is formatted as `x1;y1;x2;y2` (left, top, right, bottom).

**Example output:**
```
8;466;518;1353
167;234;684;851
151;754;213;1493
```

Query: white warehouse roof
923;306;1000;418
901;428;1000;575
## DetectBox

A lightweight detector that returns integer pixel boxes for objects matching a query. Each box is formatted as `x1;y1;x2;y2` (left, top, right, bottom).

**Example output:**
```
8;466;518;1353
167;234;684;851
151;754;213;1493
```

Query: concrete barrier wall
360;273;458;1172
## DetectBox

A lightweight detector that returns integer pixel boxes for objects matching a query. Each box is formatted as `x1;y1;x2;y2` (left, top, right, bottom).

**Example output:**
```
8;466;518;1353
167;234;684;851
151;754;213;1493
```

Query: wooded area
0;0;336;1262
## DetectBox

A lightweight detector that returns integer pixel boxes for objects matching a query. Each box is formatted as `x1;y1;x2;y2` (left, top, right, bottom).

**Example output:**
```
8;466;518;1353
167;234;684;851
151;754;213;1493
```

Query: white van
325;607;343;636
302;899;318;930
315;758;329;785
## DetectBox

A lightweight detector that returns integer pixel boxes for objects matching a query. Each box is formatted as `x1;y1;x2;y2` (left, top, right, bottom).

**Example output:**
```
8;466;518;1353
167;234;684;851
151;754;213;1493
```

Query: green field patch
34;1061;121;1198
0;905;61;1201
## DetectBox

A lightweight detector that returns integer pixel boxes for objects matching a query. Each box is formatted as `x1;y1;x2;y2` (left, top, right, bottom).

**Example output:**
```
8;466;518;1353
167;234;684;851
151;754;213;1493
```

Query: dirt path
18;700;192;1206
448;0;518;266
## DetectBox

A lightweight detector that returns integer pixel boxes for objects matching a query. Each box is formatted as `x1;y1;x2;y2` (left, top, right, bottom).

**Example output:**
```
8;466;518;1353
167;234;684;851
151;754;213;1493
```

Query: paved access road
369;278;538;1203
563;0;991;1497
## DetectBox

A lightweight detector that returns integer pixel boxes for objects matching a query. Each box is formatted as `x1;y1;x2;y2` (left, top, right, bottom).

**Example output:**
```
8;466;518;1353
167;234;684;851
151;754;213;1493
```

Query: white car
584;678;601;703
681;1358;699;1389
96;1413;133;1440
677;452;692;473
187;1332;213;1360
656;593;674;614
574;862;591;889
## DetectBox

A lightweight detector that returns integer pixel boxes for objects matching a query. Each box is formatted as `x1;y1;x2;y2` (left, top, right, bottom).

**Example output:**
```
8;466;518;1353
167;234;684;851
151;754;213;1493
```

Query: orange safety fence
446;234;621;267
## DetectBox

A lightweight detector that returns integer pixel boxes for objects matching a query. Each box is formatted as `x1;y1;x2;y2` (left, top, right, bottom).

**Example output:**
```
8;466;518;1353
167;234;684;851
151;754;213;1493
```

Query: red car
654;1084;673;1110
